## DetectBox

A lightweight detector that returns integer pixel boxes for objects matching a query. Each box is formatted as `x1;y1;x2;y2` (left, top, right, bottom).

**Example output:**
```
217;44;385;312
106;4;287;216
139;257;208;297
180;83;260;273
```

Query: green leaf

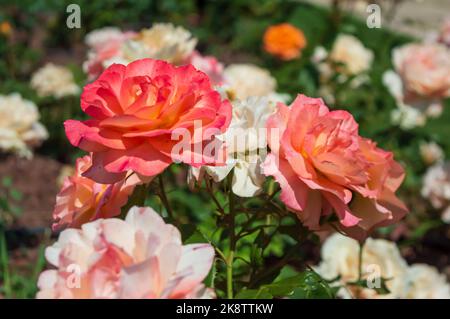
244;269;336;299
235;288;273;299
290;270;337;299
184;229;209;245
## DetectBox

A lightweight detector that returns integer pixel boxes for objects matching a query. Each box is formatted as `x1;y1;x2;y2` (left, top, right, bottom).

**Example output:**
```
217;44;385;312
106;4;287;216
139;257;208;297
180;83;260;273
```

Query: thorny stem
239;225;275;239
226;250;234;299
214;246;227;263
205;178;226;215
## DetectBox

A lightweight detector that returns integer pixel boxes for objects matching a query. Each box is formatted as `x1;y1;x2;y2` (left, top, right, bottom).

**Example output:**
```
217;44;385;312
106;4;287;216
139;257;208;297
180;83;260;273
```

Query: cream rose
329;34;373;75
403;264;450;299
419;141;444;165
102;23;197;67
223;64;289;103
31;63;79;98
315;233;408;299
421;162;450;223
83;23;196;80
0;93;48;157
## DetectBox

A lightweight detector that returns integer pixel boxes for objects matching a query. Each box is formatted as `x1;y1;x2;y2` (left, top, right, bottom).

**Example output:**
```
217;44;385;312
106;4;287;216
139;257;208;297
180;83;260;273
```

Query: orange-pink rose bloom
37;206;215;299
53;155;141;231
262;95;408;240
65;58;232;184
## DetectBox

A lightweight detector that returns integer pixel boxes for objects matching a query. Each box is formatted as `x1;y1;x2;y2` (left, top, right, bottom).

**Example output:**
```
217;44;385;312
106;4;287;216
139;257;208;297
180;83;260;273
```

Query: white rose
85;27;125;49
0;93;48;157
419;141;444;165
129;23;197;65
188;97;275;197
223;64;288;102
402;264;450;299
329;34;373;75
421;161;450;223
315;233;408;299
31;63;79;98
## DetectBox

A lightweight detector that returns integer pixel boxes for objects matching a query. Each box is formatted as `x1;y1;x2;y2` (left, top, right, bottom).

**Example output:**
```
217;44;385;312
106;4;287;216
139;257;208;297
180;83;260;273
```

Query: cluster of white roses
0;93;48;158
186;62;291;198
315;233;450;299
187;72;292;198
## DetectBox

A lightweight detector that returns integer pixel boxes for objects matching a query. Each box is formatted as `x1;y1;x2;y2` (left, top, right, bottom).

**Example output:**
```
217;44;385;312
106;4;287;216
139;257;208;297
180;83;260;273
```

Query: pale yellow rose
223;64;289;102
329;34;373;75
315;233;408;299
31;63;79;98
122;23;197;65
419;141;444;165
0;93;48;157
403;264;450;299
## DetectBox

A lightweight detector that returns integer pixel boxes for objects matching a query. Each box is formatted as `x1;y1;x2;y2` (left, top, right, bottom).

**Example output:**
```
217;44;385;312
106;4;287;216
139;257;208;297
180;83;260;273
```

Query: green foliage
0;176;23;227
0;231;47;298
236;268;337;299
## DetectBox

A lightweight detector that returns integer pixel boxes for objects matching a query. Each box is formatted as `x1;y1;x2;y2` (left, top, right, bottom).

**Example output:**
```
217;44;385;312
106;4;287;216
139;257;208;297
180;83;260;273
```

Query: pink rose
188;51;225;85
65;58;232;184
393;43;450;99
52;155;141;231
37;206;215;299
262;95;408;240
83;29;136;80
